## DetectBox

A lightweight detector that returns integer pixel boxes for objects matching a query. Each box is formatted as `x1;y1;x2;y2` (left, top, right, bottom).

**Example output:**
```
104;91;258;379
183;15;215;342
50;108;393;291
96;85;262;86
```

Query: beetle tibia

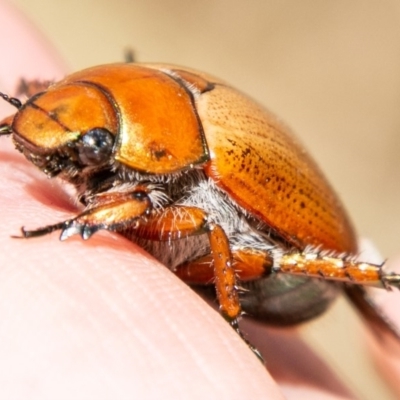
276;250;400;290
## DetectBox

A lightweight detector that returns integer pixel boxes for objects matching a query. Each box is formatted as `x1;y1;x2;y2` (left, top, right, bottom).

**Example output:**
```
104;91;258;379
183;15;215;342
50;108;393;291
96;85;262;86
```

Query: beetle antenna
0;92;22;109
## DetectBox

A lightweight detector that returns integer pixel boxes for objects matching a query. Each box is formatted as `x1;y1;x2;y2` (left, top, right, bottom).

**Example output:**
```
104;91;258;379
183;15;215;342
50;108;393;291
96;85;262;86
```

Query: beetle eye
78;127;114;166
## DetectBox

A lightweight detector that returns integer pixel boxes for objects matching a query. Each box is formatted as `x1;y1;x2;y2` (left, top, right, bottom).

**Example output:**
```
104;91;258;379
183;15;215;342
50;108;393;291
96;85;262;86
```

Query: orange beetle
0;63;399;356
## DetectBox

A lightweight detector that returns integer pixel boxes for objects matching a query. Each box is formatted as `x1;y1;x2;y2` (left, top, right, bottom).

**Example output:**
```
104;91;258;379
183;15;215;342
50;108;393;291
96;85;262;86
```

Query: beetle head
0;63;212;182
0;84;118;179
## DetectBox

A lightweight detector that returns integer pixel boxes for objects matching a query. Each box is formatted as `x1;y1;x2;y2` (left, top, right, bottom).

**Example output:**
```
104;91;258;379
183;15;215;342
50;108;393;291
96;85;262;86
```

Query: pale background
3;1;400;399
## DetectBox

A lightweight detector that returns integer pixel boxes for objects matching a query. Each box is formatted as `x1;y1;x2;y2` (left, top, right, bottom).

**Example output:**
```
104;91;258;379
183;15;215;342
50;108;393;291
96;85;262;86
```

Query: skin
1;2;400;398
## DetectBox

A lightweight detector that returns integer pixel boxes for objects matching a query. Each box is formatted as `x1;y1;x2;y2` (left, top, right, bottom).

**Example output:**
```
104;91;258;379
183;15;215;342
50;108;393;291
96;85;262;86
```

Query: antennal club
0;92;22;110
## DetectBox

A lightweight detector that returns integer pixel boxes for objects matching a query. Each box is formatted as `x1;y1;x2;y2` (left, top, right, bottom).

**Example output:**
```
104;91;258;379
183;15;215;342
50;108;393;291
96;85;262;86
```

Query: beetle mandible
0;62;399;356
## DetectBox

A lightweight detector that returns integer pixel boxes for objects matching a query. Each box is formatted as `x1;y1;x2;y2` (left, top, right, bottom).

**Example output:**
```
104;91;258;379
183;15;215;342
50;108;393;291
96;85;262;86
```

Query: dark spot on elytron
153;149;167;160
300;201;306;209
241;147;251;157
147;140;170;161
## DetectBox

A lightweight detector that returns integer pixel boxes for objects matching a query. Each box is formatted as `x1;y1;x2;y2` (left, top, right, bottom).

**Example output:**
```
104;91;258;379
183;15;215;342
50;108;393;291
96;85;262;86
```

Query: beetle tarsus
0;124;12;136
15;223;66;239
382;273;400;290
229;319;264;363
18;219;103;241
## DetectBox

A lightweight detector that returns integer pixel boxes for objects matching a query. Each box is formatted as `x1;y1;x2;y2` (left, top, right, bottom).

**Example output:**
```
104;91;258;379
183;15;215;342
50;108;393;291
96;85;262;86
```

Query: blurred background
3;0;400;399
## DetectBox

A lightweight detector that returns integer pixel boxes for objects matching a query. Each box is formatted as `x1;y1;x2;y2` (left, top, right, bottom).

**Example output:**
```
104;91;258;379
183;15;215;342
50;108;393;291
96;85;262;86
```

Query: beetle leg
16;79;53;98
135;206;241;322
124;48;136;63
135;205;265;360
175;249;273;284
275;249;400;290
133;206;208;241
19;188;152;241
207;223;240;321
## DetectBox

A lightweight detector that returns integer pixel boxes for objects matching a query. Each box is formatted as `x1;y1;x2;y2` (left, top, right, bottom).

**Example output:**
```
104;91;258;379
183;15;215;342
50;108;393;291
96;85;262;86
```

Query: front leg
19;187;152;240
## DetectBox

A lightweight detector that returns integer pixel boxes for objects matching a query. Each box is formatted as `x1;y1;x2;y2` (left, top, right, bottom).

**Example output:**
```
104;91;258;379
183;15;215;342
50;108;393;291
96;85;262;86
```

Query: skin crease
1;2;400;399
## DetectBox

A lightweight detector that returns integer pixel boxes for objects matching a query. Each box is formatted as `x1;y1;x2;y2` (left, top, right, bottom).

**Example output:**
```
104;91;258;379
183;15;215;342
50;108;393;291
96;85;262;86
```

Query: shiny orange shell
6;63;357;254
145;64;357;254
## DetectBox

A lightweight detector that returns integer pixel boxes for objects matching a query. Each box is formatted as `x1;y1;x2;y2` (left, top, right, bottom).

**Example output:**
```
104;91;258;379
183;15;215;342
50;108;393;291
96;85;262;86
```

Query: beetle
0;63;399;357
